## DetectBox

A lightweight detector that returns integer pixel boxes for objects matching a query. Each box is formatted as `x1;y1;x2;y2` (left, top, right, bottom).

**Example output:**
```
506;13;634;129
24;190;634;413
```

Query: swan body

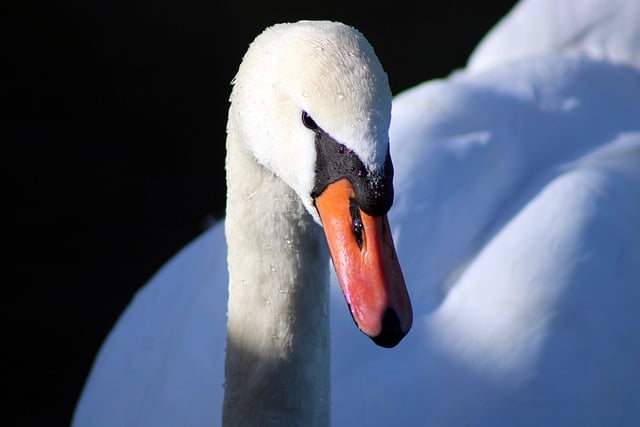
73;0;640;425
333;56;640;426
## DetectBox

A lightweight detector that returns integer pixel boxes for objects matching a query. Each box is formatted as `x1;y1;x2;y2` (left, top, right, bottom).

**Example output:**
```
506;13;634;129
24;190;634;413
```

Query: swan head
230;21;412;347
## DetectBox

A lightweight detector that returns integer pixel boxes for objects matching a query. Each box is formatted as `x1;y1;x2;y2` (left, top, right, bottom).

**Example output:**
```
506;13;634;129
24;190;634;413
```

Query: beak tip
369;307;412;348
371;333;405;348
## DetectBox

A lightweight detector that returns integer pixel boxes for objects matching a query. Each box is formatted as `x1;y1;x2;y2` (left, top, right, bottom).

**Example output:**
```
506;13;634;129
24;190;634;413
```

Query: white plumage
73;0;640;425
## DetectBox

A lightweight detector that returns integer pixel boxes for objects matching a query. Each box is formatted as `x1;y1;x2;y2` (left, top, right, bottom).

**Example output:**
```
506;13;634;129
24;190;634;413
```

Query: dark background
9;0;516;425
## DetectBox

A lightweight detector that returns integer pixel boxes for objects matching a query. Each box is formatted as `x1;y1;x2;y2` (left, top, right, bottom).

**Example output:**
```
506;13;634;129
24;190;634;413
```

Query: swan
75;20;413;426
73;0;640;425
222;21;411;425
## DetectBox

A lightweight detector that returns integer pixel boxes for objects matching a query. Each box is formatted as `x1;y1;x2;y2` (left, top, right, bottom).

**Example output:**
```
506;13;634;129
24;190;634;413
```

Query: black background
9;0;516;424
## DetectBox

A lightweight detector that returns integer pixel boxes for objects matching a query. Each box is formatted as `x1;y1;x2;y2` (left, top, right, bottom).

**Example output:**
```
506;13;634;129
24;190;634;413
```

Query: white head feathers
229;20;392;219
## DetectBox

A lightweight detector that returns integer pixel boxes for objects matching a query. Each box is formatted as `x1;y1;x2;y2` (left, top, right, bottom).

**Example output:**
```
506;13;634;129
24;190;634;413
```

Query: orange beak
315;178;412;347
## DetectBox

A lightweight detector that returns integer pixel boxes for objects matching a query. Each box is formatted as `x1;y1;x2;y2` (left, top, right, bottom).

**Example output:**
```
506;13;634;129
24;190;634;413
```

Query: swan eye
302;111;319;130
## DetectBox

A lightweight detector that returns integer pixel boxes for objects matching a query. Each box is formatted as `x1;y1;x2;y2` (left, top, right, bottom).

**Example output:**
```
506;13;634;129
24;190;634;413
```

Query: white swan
73;0;640;425
223;21;411;425
75;20;413;426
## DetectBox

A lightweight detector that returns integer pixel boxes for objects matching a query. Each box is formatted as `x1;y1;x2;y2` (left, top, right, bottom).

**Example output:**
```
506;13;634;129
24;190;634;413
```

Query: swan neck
223;120;330;426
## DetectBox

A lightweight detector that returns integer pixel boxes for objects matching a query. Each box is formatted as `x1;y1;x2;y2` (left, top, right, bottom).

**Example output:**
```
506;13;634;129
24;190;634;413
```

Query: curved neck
223;118;330;426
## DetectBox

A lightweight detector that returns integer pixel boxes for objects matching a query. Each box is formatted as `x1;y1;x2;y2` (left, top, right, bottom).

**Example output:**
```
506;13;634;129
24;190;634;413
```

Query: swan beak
315;178;412;348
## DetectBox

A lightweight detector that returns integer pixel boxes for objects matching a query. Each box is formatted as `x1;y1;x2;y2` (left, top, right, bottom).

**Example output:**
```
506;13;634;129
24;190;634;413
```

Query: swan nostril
349;198;364;250
371;308;405;348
